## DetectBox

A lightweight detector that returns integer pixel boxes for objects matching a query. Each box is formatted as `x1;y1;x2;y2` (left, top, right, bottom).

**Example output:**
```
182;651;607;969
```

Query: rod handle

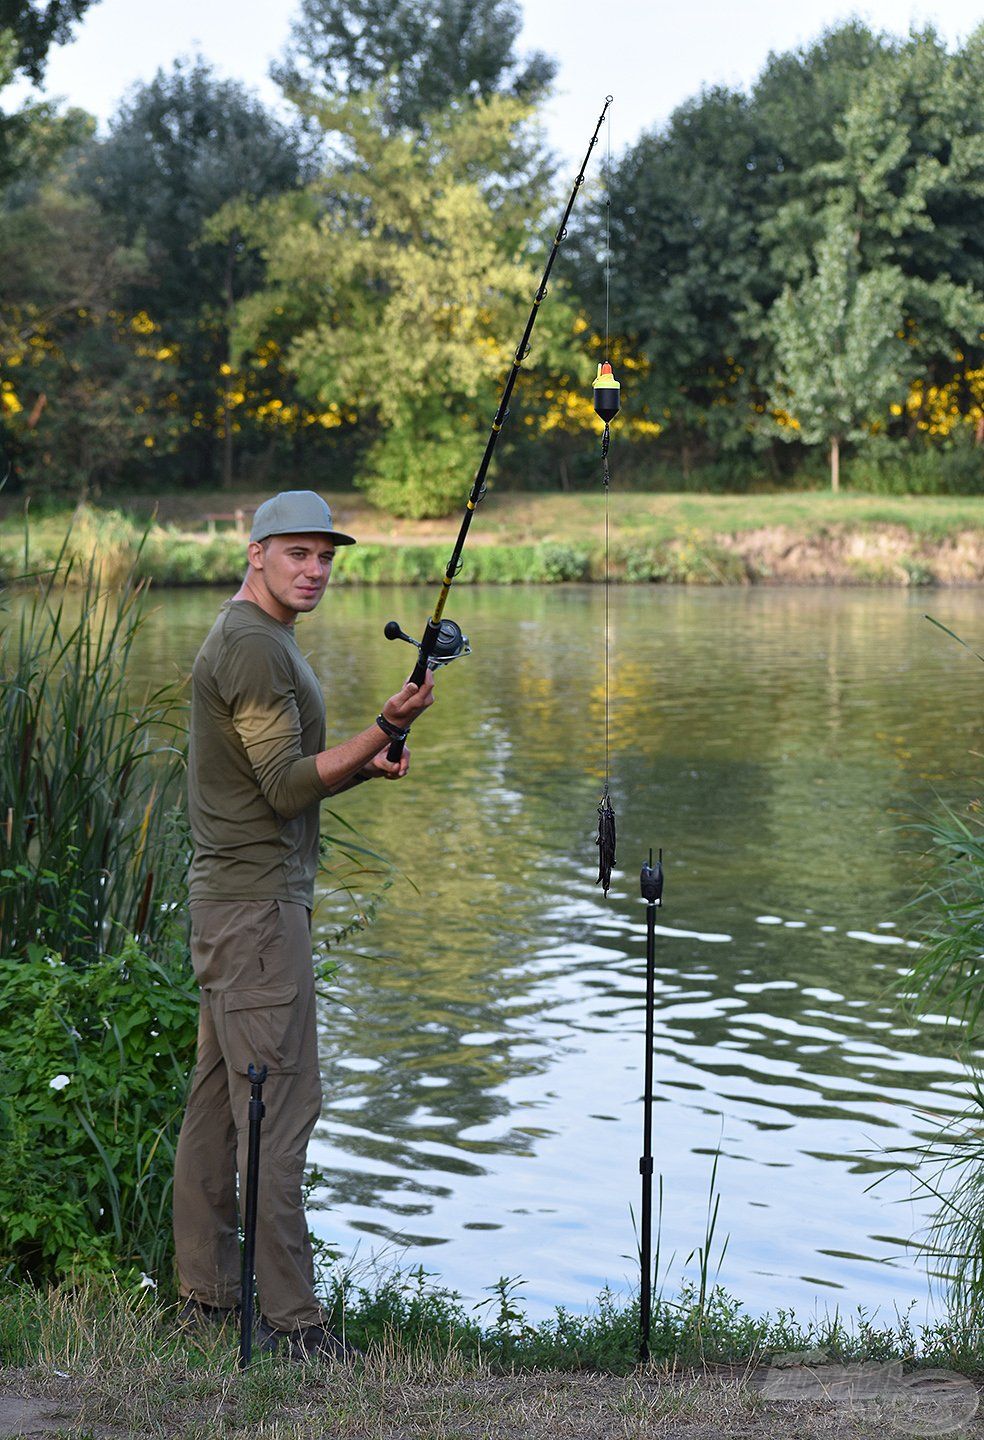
386;653;429;766
386;642;433;761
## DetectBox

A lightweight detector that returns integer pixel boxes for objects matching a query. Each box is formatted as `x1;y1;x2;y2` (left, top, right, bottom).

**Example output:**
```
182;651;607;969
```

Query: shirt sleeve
215;628;331;820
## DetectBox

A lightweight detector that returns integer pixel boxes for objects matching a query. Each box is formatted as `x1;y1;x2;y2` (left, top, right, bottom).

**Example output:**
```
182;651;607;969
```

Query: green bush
0;505;141;586
848;438;984;496
0;934;197;1279
141;535;244;586
332;542;592;585
357;422;484;519
616;538;749;585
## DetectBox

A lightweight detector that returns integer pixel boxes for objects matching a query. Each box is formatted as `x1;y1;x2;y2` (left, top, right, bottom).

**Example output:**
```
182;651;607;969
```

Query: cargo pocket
217;983;299;1075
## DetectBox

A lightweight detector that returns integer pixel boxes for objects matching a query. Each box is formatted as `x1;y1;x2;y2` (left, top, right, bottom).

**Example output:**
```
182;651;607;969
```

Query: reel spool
384;618;471;669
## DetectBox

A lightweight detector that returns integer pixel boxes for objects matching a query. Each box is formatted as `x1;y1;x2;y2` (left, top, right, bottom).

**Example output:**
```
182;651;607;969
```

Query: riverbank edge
3;516;984;588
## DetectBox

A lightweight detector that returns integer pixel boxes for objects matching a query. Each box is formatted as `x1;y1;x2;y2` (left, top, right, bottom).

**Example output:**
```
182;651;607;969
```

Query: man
173;489;434;1360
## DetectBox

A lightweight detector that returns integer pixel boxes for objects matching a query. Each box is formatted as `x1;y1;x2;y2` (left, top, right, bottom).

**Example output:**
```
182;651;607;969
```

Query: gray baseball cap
249;490;356;546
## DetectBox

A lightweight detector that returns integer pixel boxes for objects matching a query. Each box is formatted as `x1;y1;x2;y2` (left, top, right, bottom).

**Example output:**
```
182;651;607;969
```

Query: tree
0;180;171;497
235;94;582;517
0;28;91;189
275;0;555;131
0;2;97;186
590;86;774;473
765;28;984;440
83;59;310;488
769;222;908;490
0;0;94;82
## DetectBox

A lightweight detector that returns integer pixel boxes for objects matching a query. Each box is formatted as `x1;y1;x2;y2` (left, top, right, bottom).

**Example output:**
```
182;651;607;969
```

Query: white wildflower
138;1273;157;1291
49;1074;71;1092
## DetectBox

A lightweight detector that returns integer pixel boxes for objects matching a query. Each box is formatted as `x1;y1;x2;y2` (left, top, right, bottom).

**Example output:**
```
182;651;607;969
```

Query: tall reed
0;543;187;963
891;619;984;1334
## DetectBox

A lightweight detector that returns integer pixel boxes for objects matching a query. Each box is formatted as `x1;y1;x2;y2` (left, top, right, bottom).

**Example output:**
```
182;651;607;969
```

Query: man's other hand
381;671;436;729
362;745;411;780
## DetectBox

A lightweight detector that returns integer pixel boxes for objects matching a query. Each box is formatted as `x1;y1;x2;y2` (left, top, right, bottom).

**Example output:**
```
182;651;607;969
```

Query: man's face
248;534;335;620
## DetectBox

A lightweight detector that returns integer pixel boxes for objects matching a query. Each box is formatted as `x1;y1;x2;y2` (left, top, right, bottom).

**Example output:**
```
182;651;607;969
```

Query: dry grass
2;1331;982;1440
2;1358;964;1440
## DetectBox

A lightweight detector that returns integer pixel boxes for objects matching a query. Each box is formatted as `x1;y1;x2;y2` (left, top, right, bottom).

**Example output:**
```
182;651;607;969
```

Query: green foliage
141;535;245;587
847;436;984;495
276;0;555;131
592;85;773;447
0;13;94;190
905;810;984;1035
4;21;984;501
0;933;197;1278
884;626;984;1333
0;540;195;1280
0;180;174;498
80;58;310;489
236;92;581;518
0;1261;981;1377
770;221;909;485
361;416;487;522
0;1;93;84
617;537;748;585
332;541;591;585
589;23;984;484
313;1263;978;1373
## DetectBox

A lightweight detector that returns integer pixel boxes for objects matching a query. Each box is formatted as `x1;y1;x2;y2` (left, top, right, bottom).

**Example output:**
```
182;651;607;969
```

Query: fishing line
594;101;619;896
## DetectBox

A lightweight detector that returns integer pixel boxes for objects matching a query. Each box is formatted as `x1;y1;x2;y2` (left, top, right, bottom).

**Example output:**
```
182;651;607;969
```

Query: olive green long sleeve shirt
188;600;332;905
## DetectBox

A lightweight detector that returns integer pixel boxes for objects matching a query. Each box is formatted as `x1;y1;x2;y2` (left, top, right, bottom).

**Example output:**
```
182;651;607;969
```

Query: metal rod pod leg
239;1062;268;1371
638;850;663;1363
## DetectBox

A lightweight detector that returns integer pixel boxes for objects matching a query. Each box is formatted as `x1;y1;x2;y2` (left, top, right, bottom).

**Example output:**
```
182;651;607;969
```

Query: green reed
887;617;984;1337
0;533;187;963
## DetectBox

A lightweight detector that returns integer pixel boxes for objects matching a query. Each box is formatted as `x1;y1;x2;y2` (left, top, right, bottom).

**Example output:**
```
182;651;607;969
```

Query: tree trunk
830;435;840;493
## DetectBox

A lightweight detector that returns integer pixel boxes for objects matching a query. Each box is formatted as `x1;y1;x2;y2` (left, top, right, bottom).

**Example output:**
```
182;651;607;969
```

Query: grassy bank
1;492;982;586
0;1276;981;1440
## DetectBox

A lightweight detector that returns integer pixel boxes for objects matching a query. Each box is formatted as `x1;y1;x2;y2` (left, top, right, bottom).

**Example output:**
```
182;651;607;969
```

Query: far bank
0;492;982;587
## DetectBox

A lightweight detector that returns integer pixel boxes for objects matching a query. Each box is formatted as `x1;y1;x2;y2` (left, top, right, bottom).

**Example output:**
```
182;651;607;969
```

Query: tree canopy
275;0;555;130
2;17;983;505
0;0;94;82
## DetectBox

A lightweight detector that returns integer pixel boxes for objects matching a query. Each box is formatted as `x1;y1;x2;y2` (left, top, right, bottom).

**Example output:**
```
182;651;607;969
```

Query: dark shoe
177;1297;240;1332
257;1316;360;1363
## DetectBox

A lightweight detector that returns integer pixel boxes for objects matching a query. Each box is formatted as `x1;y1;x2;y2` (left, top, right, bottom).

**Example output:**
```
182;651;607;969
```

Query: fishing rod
383;95;614;763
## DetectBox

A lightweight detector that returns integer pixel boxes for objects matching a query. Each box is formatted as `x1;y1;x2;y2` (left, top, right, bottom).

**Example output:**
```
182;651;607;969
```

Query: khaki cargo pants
173;899;324;1330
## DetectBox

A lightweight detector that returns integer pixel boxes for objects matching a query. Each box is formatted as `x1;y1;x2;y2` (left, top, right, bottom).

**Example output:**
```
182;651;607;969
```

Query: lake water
133;583;982;1324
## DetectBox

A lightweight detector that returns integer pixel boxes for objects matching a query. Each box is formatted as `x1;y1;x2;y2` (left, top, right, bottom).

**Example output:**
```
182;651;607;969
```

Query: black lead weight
593;361;621;423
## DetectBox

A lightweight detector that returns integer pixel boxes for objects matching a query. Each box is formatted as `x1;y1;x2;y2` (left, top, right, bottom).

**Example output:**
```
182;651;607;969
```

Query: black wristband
375;713;408;742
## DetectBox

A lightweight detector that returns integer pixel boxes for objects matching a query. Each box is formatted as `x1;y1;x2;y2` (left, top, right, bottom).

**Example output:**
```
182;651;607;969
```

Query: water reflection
127;584;982;1318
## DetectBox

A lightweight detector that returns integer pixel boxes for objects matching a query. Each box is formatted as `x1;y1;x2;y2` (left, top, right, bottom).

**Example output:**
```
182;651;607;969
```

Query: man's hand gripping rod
383;95;614;764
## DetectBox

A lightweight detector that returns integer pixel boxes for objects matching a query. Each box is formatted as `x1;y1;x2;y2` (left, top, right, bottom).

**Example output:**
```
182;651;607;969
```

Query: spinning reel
384;617;471;670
